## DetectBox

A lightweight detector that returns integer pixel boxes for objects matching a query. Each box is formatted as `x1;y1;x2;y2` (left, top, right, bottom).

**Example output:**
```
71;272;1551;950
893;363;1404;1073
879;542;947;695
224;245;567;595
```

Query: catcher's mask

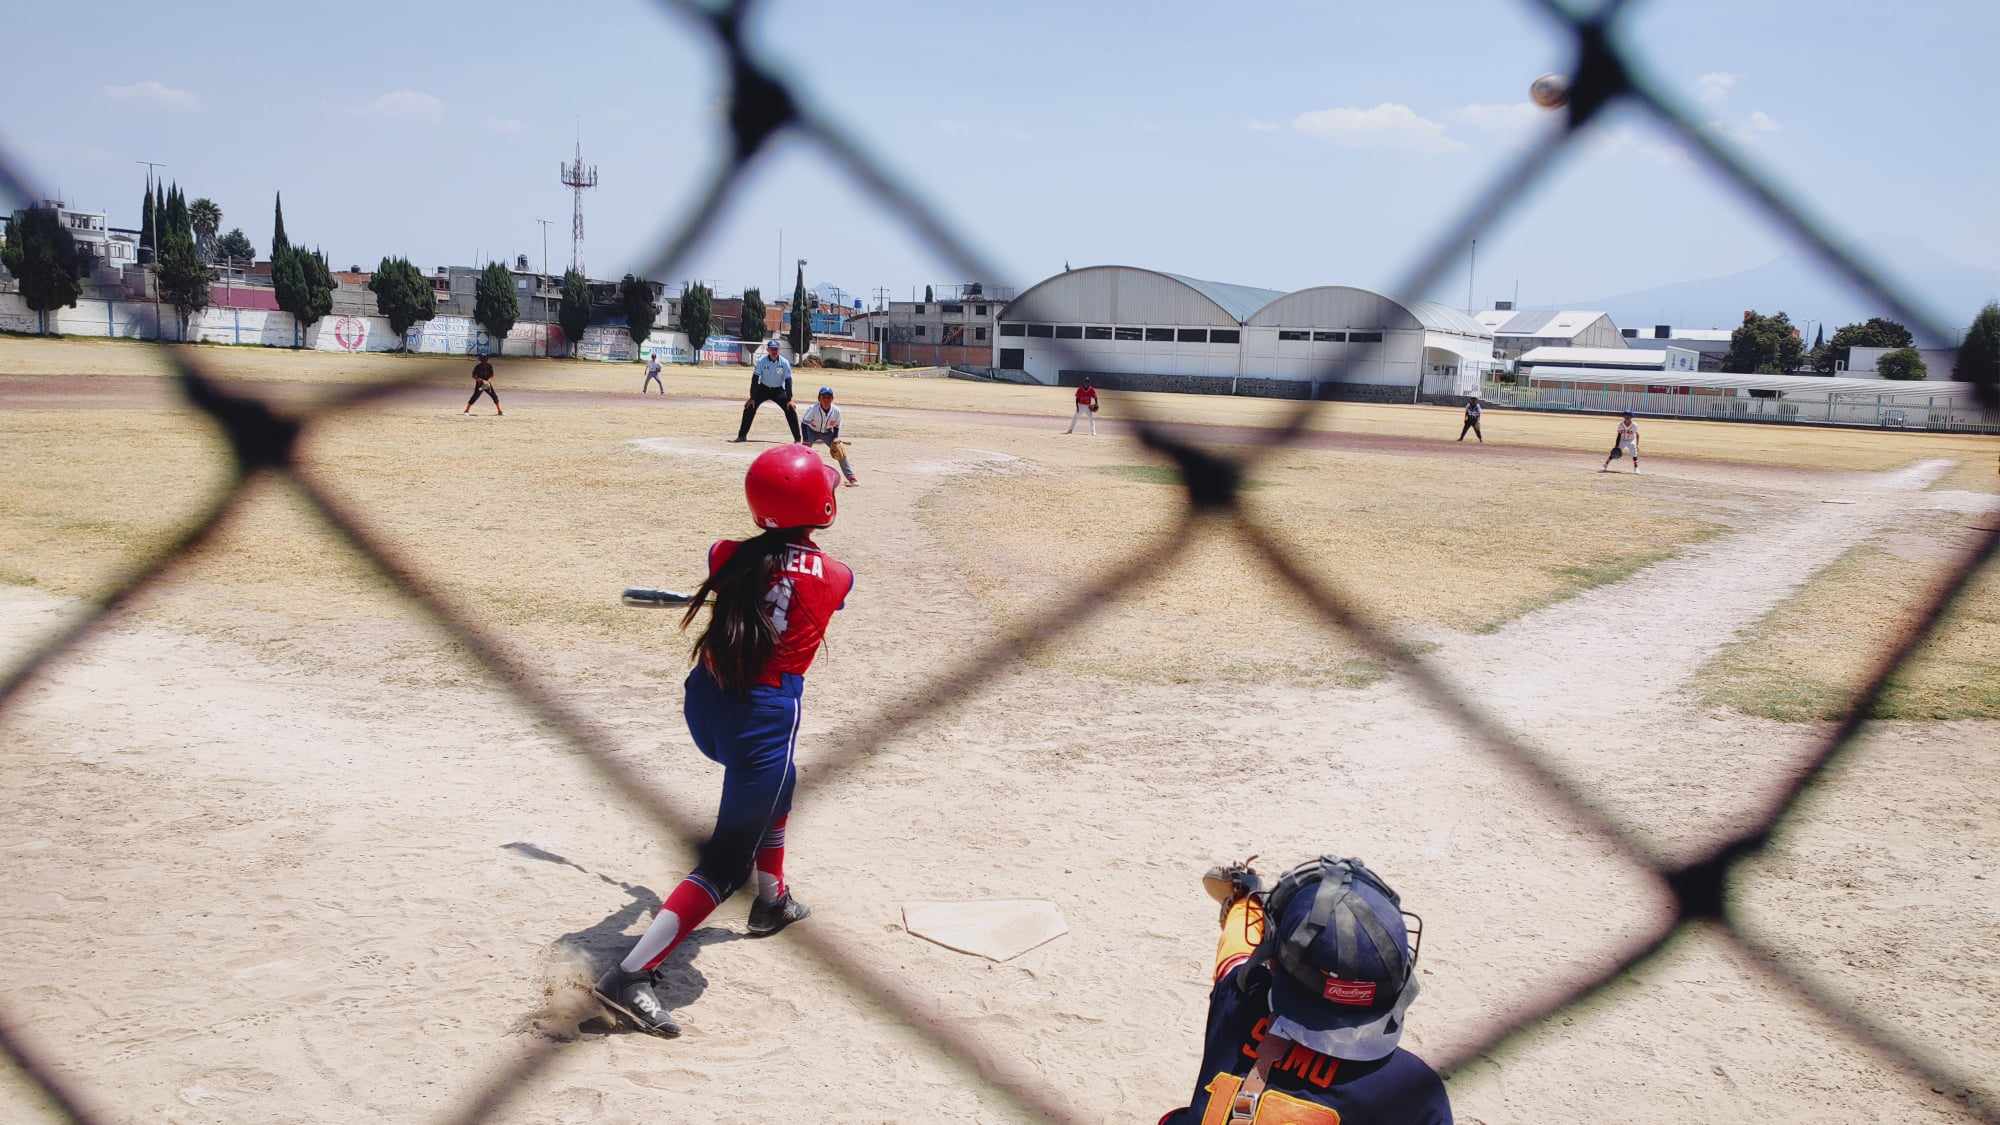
1242;856;1424;1061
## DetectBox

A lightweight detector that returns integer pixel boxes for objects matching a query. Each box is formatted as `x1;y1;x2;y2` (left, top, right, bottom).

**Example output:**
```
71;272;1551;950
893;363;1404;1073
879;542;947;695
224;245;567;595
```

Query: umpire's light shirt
754;353;792;389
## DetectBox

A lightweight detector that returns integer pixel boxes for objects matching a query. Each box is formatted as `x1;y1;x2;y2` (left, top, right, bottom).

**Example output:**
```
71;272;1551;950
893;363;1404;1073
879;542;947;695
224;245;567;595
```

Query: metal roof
1406;300;1494;337
1159;272;1287;324
1520;346;1669;367
1524;366;1981;399
1488;309;1612;338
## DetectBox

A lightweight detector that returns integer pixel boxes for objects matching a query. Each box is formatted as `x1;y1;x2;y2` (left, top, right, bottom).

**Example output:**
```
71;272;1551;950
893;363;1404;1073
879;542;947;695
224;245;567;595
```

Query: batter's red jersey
707;537;854;686
1076;385;1098;407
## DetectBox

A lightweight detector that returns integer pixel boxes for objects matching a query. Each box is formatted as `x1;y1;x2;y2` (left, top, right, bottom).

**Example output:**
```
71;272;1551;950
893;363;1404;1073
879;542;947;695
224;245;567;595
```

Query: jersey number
1198;1075;1342;1125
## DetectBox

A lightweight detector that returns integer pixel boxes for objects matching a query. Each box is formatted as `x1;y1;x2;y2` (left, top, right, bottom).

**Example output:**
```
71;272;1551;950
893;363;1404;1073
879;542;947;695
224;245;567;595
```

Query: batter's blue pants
683;664;801;900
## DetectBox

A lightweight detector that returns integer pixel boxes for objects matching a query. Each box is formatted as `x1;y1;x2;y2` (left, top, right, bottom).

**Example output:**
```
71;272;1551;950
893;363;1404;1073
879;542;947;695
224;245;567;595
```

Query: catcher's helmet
746;444;842;531
1246;857;1422;1061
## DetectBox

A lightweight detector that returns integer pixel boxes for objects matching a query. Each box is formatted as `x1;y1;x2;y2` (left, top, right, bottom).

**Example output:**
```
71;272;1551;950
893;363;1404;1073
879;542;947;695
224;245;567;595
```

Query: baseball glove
1089;403;1099;413
1202;856;1263;922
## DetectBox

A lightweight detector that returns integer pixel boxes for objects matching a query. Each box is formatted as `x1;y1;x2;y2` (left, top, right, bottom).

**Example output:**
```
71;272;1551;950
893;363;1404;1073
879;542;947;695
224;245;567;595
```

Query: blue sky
6;0;1995;324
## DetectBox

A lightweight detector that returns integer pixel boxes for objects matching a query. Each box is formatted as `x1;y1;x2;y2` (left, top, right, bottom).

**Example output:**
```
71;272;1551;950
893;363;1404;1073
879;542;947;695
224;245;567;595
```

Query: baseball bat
622;587;695;608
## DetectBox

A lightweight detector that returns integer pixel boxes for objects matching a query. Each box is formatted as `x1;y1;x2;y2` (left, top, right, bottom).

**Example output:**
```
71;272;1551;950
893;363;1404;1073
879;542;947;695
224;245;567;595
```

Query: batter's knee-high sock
754;816;788;903
620;874;723;973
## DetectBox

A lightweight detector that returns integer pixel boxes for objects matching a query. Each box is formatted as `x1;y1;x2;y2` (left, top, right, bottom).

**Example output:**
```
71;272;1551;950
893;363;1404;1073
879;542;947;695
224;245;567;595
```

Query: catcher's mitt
1089;403;1099;412
1202;856;1263;922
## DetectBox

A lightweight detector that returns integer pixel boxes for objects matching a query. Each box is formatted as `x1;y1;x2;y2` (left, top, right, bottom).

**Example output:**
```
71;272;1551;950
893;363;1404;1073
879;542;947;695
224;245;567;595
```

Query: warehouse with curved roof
995;265;1495;400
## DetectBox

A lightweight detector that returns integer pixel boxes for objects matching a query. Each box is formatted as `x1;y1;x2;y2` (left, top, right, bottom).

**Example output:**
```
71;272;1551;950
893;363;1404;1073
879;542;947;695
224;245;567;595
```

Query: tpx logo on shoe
633;992;663;1016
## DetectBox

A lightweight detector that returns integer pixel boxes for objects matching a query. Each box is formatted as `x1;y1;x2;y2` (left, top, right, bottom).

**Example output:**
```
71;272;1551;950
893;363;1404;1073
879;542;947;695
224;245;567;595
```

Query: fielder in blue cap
1160;856;1451;1124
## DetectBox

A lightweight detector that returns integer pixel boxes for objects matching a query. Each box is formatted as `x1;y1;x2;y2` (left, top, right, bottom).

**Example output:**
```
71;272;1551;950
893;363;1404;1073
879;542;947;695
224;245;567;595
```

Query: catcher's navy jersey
1165;968;1451;1125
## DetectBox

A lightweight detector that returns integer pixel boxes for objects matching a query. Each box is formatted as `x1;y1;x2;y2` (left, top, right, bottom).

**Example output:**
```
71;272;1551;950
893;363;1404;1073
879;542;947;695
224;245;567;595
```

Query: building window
914;324;926;337
1279;330;1309;342
1349;331;1384;343
942;303;962;314
1177;328;1208;343
1027;324;1054;338
1084;326;1112;340
1145;327;1174;342
975;327;988;341
1115;327;1143;341
1313;331;1346;342
1055;325;1083;339
975;305;988;315
1000;322;1026;337
912;303;924;314
1210;329;1240;344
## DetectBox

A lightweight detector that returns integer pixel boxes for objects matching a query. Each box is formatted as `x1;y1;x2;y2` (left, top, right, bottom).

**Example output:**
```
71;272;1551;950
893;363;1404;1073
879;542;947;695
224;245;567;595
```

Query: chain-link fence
3;0;1997;1121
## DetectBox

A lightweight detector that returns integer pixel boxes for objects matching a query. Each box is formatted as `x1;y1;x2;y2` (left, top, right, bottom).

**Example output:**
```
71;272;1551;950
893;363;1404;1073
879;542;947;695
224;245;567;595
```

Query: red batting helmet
745;444;842;531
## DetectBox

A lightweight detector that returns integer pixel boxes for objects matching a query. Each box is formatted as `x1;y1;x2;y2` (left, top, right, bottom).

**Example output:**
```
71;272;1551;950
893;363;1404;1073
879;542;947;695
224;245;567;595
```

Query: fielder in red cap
593;444;853;1038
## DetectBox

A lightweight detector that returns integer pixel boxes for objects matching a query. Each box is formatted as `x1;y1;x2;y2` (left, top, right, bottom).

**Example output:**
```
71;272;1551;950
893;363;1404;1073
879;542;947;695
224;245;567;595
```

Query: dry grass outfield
4;337;1996;487
1696;511;2000;720
920;443;1733;688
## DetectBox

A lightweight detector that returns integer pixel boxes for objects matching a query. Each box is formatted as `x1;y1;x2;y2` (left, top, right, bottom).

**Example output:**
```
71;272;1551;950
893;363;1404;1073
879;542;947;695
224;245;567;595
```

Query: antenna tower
559;139;598;275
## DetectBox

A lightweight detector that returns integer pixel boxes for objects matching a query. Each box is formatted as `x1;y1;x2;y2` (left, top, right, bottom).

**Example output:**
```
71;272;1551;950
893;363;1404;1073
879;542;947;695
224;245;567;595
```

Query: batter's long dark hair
682;529;802;694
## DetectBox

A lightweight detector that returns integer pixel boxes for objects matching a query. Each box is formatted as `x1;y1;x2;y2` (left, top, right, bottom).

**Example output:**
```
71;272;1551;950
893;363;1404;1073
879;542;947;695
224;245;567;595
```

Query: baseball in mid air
1530;73;1570;109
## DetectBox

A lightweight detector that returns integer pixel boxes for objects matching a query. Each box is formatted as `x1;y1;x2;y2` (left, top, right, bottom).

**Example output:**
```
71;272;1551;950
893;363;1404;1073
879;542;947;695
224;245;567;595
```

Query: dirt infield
2;341;1997;1123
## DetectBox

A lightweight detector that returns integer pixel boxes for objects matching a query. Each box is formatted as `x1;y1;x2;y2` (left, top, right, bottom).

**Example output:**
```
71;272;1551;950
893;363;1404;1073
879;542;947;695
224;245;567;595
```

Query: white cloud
1292;103;1462;154
102;80;201;111
1246;119;1281;132
1747;110;1780;133
1594;124;1693;167
371;89;444;123
1448;101;1544;134
485;116;524;136
1695;72;1738;107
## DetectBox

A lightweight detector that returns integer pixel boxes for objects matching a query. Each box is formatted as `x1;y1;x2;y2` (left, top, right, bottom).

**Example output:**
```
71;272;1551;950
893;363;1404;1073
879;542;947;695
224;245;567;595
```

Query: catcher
800;385;859;486
1160;856;1452;1124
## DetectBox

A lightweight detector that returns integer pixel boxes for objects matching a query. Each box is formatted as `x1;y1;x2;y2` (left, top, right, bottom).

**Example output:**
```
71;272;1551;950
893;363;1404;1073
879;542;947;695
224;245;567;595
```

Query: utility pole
1467;238;1477;314
135;160;165;264
535;218;553;319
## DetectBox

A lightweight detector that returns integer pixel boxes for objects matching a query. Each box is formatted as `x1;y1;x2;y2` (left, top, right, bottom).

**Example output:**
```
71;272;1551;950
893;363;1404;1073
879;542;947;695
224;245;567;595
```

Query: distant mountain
1569;241;2000;345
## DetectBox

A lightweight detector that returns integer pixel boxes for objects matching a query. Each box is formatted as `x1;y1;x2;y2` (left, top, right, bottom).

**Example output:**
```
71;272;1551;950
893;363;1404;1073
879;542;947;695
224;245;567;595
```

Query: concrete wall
0;293;690;363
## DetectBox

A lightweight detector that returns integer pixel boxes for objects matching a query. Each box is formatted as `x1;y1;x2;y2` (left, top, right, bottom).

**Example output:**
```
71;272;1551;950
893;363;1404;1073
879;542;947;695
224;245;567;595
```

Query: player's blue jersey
1164;963;1452;1125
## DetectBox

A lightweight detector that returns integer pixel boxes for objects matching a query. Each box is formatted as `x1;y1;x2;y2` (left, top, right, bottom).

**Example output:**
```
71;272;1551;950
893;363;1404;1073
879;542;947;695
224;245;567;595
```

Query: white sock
618;911;681;973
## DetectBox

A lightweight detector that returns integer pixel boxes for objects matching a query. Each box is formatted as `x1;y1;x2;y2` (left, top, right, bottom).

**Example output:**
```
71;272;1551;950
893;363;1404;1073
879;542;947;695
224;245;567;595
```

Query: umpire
734;338;802;443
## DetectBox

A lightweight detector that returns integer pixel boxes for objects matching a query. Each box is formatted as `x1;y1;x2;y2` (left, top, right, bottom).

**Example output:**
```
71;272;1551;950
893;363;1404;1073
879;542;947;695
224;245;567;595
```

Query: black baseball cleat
593;966;681;1038
747;892;810;937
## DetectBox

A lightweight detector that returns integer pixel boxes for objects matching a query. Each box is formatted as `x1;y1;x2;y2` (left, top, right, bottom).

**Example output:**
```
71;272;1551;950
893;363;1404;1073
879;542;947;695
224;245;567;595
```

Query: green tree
739;286;765;343
216;228;255;264
271;192;289;259
1726;310;1804;374
367;256;436;345
557;268;591;351
619;274;660;348
156;227;213;341
923;284;934;303
1;206;85;334
297;246;335;339
473;261;519;342
138;182;156;265
1875;347;1926;381
189;197;221;261
271;246;306;345
1815;316;1915;374
1953;302;2000;400
789;264;812;356
681;281;712;359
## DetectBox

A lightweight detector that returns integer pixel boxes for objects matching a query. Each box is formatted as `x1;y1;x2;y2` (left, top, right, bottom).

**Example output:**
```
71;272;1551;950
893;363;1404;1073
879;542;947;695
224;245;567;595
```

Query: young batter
463;353;501;415
800;385;859;486
593;444;853;1038
1602;410;1640;473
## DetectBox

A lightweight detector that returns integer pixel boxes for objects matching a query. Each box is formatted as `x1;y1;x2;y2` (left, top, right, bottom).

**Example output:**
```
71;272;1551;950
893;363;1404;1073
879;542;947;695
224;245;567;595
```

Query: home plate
902;900;1067;962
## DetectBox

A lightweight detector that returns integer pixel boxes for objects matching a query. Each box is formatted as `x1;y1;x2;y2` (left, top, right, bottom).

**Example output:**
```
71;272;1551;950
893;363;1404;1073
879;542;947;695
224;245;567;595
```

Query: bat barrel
622;587;693;608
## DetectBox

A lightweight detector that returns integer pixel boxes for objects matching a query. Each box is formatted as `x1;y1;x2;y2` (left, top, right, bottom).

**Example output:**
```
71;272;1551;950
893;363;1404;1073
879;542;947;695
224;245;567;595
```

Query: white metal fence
1481;378;2000;433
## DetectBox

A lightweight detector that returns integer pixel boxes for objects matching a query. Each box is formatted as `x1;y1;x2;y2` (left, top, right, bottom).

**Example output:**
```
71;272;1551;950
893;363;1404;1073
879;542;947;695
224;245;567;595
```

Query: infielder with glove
800;385;859;486
1066;378;1099;435
735;337;803;443
1602;410;1640;474
1161;855;1451;1124
593;445;853;1038
462;352;502;415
